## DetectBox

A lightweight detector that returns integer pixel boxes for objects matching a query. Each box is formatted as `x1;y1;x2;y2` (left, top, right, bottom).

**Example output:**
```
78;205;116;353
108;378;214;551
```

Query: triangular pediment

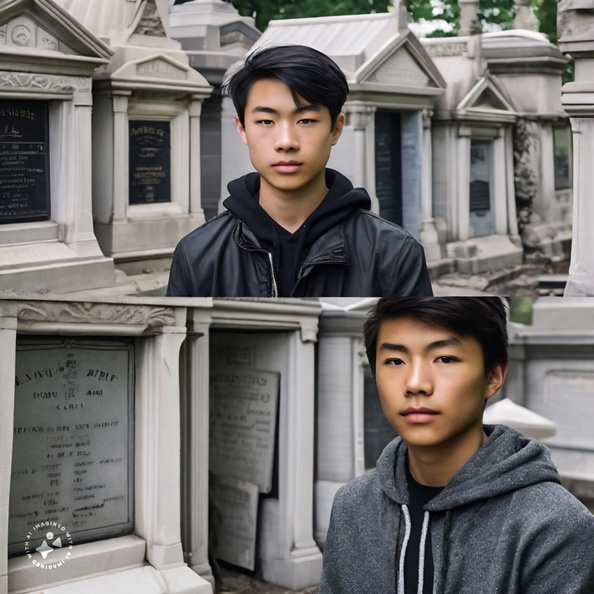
458;76;517;115
131;0;166;39
353;30;446;92
112;53;210;90
0;0;111;60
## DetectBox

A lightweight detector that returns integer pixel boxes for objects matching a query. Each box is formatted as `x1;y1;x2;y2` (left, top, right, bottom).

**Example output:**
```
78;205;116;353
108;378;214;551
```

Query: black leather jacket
166;208;433;297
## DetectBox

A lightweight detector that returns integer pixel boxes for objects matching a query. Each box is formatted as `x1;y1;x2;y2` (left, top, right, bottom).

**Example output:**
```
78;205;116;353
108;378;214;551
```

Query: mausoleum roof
54;0;174;47
250;12;445;100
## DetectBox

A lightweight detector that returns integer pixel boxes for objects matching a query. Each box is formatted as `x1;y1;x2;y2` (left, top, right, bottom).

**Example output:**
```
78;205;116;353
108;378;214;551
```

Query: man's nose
274;122;299;152
404;361;433;396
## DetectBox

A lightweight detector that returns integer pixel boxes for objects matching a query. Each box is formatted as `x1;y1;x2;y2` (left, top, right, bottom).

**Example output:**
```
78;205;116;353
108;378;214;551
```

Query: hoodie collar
376;425;561;511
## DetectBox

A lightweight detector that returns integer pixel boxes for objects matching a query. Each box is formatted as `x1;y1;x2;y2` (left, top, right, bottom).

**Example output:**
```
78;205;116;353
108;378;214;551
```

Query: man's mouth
401;407;439;421
273;161;303;172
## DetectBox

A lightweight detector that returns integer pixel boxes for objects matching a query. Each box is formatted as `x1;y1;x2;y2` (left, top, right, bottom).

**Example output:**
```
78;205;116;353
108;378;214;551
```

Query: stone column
558;4;594;295
189;96;205;221
0;312;17;594
420;108;441;260
112;93;131;222
181;305;214;586
346;103;374;189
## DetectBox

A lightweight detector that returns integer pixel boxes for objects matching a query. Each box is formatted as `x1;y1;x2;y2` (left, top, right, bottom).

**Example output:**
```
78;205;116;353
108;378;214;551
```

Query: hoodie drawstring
398;505;431;594
418;511;430;594
398;505;412;594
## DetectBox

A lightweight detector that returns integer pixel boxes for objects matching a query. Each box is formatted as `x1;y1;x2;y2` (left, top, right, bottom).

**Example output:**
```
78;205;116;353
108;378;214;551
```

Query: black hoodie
224;170;371;296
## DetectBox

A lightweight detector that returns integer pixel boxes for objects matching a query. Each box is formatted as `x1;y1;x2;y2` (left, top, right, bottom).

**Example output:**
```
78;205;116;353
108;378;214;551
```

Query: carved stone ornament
0;18;61;52
135;0;167;37
0;71;92;93
17;301;177;327
425;43;467;58
558;0;594;43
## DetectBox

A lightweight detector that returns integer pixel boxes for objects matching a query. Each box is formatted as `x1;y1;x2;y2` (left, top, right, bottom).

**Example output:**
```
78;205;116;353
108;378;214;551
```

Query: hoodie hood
223;168;371;243
376;424;561;511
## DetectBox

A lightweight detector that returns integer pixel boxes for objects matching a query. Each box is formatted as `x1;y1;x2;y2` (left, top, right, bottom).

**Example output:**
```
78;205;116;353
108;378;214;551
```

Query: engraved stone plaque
375;111;402;226
210;474;259;571
0;100;50;224
8;338;134;555
129;120;171;205
209;369;279;493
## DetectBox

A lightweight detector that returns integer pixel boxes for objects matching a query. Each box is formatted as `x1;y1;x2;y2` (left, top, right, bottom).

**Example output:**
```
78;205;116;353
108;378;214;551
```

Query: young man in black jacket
321;297;594;593
167;44;433;297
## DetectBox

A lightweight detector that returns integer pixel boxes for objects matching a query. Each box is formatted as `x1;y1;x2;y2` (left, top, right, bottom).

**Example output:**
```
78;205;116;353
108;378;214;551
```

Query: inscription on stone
210;474;258;570
209;369;279;493
8;339;134;554
375;111;402;225
0;100;50;223
129;120;171;205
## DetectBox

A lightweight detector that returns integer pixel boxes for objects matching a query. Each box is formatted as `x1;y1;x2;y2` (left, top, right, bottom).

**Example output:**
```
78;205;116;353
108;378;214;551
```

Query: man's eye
257;120;274;125
436;356;457;364
385;358;405;366
298;118;315;124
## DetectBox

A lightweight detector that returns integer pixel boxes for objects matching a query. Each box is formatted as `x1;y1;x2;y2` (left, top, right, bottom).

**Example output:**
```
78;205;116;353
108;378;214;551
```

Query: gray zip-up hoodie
320;425;594;594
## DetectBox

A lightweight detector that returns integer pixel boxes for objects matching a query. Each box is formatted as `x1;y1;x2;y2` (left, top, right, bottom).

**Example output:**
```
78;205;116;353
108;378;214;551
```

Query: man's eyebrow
250;104;321;115
378;337;462;354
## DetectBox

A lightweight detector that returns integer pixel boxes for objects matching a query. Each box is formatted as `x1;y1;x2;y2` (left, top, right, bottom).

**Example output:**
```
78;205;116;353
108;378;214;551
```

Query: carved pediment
458;77;517;115
364;46;431;88
354;31;446;93
0;15;74;54
0;0;112;63
136;57;188;80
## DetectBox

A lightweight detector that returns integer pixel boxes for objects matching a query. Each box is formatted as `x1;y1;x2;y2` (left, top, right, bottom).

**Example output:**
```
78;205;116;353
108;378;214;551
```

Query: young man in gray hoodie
320;297;594;594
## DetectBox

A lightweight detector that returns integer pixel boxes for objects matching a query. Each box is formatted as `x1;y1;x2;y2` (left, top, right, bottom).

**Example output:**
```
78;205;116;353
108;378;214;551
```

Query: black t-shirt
404;463;443;594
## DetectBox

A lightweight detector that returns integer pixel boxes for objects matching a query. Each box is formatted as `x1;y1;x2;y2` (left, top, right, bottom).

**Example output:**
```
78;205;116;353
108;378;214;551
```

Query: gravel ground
218;570;319;594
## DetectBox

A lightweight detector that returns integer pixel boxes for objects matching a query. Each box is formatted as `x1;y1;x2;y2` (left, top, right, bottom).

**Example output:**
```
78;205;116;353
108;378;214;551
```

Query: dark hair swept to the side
363;297;509;377
223;44;349;127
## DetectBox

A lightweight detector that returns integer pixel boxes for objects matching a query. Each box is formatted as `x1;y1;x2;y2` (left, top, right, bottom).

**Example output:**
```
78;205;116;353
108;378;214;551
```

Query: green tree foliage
221;0;559;45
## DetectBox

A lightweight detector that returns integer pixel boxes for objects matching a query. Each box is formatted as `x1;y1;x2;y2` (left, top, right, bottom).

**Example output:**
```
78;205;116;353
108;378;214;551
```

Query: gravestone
52;0;212;273
9;338;134;554
0;101;50;224
0;0;114;294
0;295;212;594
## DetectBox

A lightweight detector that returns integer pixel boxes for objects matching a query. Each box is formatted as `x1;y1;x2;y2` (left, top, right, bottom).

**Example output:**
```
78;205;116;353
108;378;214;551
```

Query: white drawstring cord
417;511;430;594
397;505;412;594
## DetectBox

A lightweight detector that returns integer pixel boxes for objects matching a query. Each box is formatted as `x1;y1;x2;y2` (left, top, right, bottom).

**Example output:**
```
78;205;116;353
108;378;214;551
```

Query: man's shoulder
334;470;381;508
177;211;237;250
349;209;415;238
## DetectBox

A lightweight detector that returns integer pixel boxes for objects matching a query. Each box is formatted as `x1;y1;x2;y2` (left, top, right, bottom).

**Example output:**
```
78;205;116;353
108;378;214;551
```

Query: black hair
363;297;508;377
224;44;349;127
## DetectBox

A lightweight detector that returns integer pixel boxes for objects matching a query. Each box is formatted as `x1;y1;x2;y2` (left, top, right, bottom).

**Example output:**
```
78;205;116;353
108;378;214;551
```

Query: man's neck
258;176;328;233
407;428;488;487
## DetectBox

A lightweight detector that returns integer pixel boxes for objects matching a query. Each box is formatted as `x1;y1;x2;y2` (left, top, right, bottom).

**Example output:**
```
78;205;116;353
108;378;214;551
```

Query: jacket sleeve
390;235;433;297
521;495;594;594
166;242;190;297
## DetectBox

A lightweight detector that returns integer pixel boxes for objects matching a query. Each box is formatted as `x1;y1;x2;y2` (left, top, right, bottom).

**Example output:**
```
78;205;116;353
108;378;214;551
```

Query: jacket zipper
267;252;278;297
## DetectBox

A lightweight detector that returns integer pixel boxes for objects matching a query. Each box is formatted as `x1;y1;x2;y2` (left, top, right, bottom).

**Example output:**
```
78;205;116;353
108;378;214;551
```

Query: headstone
209;369;279;493
9;338;134;554
129;120;172;205
210;474;258;571
0;0;115;293
0;101;50;224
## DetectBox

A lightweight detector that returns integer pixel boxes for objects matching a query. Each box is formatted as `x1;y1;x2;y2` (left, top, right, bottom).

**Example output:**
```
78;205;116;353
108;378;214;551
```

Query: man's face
235;78;344;198
374;317;505;451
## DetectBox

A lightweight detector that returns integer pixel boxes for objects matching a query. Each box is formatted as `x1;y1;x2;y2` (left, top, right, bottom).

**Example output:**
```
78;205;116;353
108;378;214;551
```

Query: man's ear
485;362;508;401
235;115;248;145
331;113;345;146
